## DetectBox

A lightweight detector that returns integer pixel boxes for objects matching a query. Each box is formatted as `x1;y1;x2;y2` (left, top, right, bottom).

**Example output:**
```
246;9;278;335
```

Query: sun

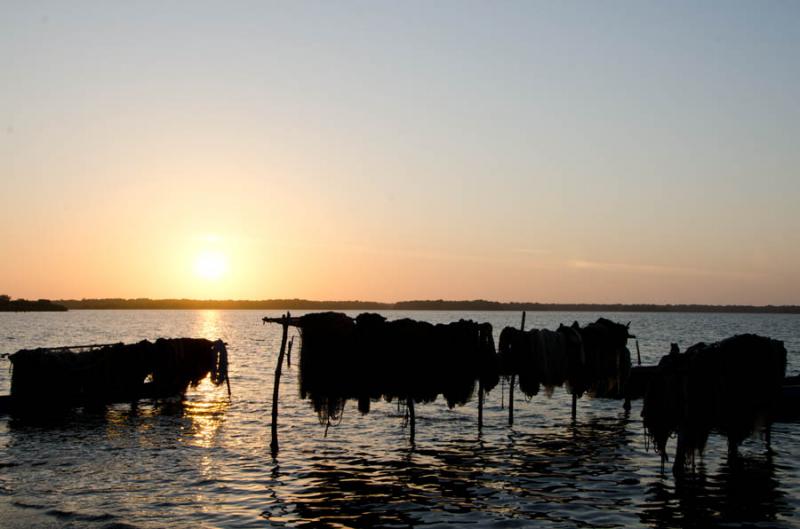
194;250;228;280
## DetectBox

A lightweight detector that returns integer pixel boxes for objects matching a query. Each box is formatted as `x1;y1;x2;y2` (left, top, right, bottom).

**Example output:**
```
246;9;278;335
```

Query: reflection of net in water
642;453;790;527
263;415;638;528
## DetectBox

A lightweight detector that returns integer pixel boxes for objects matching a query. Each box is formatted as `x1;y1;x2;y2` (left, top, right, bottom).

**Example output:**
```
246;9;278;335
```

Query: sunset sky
2;1;798;304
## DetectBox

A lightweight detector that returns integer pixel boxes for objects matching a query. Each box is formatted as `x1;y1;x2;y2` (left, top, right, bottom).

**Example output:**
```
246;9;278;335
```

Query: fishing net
497;318;633;400
294;312;502;427
642;334;786;469
9;338;229;409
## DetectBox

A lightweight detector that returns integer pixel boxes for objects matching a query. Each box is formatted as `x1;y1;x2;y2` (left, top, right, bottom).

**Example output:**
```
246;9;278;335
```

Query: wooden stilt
571;393;578;422
673;431;688;476
766;424;773;453
636;340;642;366
270;312;290;457
508;311;526;427
408;397;416;446
478;379;484;433
508;374;516;426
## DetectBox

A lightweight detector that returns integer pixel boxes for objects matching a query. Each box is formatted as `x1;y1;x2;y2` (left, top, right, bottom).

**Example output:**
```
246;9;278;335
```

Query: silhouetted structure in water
641;334;786;474
264;312;498;442
263;312;796;473
8;338;229;410
498;318;633;420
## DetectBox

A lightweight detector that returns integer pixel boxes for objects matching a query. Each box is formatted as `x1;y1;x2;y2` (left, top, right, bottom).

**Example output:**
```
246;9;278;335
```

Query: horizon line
32;297;800;314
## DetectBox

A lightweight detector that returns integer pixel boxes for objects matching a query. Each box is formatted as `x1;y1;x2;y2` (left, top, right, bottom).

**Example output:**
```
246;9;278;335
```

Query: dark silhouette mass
7;338;229;410
642;334;786;474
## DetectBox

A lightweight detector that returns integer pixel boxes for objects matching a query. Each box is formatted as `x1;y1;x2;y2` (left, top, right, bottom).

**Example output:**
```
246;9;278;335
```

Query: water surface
1;310;798;528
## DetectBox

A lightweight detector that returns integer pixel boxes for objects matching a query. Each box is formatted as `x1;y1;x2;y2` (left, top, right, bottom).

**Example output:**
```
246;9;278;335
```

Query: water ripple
0;310;799;528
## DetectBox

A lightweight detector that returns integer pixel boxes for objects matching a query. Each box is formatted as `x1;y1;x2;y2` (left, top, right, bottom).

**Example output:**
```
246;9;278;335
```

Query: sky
1;1;798;304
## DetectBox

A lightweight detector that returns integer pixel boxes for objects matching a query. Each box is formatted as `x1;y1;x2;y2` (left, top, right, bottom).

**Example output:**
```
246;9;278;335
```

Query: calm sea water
1;310;799;529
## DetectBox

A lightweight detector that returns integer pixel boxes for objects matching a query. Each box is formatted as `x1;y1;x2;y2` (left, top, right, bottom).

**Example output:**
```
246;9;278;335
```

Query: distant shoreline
49;298;800;314
0;298;68;312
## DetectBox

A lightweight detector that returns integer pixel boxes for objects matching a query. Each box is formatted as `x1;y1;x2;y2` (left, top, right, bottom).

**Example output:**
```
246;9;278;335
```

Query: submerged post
478;379;484;433
408;397;416;446
270;311;291;457
571;393;577;422
766;424;772;453
509;311;525;427
636;340;642;366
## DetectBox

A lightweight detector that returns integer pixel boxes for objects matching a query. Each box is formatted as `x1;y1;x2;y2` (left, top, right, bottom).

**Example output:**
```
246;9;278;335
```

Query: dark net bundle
294;313;501;423
350;316;498;410
497;327;542;397
497;318;632;401
352;312;389;414
151;338;229;397
10;343;150;406
296;312;357;425
498;327;525;378
478;323;500;394
431;320;499;408
534;329;569;396
382;318;439;405
642;334;787;469
574;318;632;398
558;324;589;397
9;338;228;408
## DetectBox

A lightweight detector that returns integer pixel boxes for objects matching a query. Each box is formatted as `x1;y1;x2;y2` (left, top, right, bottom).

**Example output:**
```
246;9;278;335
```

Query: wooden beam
262;316;304;327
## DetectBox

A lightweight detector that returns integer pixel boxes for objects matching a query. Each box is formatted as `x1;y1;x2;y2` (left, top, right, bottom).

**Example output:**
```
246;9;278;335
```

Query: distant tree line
0;295;68;312
52;297;800;314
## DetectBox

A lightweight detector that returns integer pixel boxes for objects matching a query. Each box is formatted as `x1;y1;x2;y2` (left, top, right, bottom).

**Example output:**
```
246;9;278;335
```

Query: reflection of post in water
269;442;496;528
262;457;425;528
500;414;637;523
641;453;789;528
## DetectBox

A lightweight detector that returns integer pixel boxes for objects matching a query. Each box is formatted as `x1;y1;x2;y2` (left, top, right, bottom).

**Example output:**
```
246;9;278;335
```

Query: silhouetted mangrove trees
54;297;800;313
0;295;67;312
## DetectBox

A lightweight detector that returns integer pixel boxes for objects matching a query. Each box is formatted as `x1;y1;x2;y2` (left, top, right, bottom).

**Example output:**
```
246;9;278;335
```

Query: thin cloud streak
566;259;763;279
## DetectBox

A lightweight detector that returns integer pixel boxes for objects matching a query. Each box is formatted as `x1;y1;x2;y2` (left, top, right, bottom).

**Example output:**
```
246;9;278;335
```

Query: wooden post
636;340;642;366
765;424;773;454
509;311;526;427
408;397;416;446
571;393;577;422
673;431;688;476
270;312;291;457
478;379;484;433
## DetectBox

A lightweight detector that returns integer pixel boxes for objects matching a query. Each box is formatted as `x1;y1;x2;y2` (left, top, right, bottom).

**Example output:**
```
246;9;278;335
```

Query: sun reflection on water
195;309;223;341
183;378;229;449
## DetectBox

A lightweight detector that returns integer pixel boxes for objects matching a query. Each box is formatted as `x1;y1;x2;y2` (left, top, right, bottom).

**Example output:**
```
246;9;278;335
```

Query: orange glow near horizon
2;4;799;305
